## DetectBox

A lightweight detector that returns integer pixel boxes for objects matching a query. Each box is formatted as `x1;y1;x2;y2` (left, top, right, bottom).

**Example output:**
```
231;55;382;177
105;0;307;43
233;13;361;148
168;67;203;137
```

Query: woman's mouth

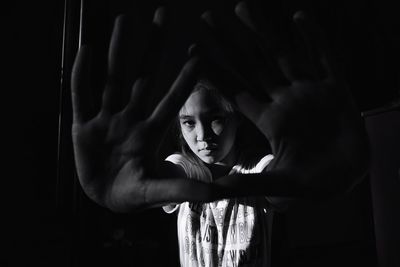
199;143;217;152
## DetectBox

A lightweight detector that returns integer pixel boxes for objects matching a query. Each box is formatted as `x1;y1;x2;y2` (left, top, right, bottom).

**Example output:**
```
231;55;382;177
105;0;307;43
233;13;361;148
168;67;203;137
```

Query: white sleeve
163;204;180;214
161;154;187;214
165;153;192;174
255;154;274;172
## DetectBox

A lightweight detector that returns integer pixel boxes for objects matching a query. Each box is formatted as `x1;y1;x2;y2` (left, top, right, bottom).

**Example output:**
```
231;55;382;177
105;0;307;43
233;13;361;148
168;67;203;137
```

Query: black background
4;0;399;266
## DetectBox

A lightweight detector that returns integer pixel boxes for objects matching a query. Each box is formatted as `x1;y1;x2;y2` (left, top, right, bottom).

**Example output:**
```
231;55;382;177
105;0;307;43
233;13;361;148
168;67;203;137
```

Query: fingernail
115;13;127;25
153;6;166;27
234;1;248;18
201;11;215;27
235;2;257;32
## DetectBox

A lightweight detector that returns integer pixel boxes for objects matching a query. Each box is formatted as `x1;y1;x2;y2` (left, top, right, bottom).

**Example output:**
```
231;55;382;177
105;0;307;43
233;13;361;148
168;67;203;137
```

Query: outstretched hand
71;9;214;212
199;2;369;199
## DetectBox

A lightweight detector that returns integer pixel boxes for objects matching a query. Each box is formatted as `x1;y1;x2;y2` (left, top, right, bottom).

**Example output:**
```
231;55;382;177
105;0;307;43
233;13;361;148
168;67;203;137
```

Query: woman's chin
198;154;219;165
200;157;216;164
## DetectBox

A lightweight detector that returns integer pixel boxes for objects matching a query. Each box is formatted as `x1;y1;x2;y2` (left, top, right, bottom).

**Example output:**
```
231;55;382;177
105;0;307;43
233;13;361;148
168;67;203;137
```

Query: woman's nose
196;123;213;142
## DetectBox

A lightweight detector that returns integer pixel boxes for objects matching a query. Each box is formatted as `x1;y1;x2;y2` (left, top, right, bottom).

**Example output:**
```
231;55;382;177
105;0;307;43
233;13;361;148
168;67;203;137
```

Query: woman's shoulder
254;154;274;172
233;153;274;174
165;152;212;182
165;153;191;174
165;152;186;164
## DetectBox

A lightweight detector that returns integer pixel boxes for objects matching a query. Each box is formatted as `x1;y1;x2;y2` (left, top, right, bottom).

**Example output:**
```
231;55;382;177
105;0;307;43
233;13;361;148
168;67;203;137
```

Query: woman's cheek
212;124;224;136
182;130;196;148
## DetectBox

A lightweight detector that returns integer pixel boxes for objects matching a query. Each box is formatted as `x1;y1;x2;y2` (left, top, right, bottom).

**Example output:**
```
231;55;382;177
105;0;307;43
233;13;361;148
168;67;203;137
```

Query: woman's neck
207;147;239;179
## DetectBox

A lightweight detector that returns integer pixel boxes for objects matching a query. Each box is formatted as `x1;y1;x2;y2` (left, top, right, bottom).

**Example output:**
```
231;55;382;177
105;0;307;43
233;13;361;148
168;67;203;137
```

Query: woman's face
179;89;239;165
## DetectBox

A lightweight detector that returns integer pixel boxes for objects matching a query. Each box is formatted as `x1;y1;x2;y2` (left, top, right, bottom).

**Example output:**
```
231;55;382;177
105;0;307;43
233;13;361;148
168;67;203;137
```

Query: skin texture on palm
71;10;217;212
71;3;369;213
198;3;369;199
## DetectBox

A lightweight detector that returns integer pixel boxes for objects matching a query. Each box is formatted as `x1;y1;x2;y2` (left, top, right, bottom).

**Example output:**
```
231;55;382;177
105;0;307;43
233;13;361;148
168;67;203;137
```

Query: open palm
199;3;369;198
71;11;213;212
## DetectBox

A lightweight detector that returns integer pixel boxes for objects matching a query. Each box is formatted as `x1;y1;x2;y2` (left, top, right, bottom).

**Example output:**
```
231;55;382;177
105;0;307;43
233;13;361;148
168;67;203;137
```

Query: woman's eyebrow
179;115;193;120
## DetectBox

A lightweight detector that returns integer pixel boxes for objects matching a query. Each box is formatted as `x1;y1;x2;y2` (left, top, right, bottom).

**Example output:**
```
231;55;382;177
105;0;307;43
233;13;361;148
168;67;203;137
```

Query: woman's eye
182;120;195;127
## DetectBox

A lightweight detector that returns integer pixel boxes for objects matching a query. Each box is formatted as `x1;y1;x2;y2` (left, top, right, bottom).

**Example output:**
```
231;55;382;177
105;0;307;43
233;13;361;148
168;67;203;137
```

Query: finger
235;2;296;83
108;15;129;84
276;54;314;82
235;1;286;58
71;45;95;123
103;10;164;113
123;77;149;121
140;6;167;76
200;10;259;82
120;6;169;118
102;15;129;113
234;91;268;126
148;57;200;128
188;44;248;106
234;2;258;33
225;8;292;87
235;1;274;54
198;11;271;101
121;8;161;103
293;11;337;81
187;43;256;108
139;6;173;117
206;9;267;73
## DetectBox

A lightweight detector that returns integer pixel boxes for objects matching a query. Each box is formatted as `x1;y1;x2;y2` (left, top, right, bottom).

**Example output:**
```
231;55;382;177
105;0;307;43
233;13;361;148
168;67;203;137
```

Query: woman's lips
199;149;216;156
199;143;217;152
